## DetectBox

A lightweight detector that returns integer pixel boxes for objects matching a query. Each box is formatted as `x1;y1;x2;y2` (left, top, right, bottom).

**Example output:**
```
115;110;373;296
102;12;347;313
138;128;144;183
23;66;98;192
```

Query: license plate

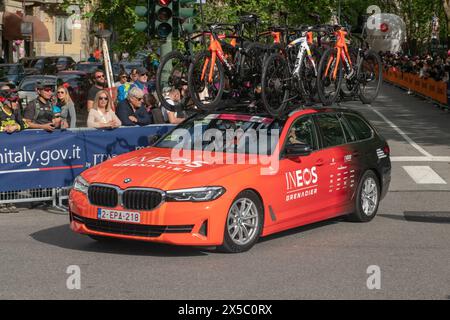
98;208;141;224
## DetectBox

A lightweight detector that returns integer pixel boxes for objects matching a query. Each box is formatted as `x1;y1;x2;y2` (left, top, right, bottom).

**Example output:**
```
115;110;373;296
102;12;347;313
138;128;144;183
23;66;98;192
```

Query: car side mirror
148;134;161;146
285;143;313;158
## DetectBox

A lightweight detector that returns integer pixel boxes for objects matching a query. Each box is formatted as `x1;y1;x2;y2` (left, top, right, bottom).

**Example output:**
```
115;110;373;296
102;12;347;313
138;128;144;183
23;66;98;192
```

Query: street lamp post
96;29;115;92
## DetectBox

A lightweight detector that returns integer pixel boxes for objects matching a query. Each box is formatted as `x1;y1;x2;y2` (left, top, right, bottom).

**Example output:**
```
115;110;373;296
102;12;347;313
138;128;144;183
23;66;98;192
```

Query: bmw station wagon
69;107;391;253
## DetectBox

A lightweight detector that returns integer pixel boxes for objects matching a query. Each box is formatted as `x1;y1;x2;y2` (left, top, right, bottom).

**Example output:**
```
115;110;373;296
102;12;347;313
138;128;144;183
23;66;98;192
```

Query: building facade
1;0;96;63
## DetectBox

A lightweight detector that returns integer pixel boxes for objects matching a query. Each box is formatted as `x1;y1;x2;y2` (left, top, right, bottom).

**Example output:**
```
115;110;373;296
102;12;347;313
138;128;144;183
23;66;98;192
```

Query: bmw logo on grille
124;178;132;184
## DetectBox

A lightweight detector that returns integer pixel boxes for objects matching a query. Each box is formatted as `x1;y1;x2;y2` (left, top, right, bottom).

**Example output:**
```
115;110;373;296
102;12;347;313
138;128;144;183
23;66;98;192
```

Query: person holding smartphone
23;80;60;132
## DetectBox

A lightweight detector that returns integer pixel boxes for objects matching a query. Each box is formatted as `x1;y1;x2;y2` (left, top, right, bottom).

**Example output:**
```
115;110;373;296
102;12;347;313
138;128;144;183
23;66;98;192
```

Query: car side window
344;114;373;141
338;114;357;143
315;114;347;148
285;116;317;150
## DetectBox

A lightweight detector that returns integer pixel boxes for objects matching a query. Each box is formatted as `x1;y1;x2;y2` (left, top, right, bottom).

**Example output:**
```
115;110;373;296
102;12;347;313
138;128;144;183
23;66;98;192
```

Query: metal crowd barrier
0;188;57;206
0;187;71;211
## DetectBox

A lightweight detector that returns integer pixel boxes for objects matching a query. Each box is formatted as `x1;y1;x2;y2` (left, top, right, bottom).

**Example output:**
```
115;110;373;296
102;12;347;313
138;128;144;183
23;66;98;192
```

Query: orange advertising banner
383;68;447;105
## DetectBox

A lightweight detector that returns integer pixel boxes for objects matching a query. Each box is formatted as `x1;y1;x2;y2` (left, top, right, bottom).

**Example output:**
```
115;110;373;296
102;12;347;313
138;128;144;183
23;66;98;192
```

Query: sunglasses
99;96;109;101
57;91;65;94
134;97;144;101
42;87;53;92
96;75;105;79
139;73;148;77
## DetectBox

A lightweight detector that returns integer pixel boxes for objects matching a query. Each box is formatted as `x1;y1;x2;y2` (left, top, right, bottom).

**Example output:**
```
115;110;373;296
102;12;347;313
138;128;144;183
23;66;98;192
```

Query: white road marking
370;107;434;158
403;166;447;184
391;156;450;162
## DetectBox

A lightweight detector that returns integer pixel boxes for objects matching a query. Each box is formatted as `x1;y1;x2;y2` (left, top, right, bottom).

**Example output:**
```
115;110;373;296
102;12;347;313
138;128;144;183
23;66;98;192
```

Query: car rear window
315;114;347;148
75;64;102;73
344;114;373;141
20;77;56;91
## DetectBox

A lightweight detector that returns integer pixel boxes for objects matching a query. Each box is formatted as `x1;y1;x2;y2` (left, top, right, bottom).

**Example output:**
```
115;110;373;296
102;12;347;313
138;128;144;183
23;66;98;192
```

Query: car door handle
316;159;325;166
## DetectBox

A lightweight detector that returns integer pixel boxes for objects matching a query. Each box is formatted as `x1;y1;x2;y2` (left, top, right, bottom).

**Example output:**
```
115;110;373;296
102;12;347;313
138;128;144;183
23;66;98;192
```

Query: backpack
29;100;50;122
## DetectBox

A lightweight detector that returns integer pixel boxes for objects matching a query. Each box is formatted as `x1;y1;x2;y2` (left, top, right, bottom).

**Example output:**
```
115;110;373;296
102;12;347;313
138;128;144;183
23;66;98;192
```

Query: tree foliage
61;0;450;56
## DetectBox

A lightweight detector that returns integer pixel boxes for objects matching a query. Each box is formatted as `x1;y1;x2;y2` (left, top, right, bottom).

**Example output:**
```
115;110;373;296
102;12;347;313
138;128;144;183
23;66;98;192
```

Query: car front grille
88;185;118;207
122;190;163;211
87;186;164;211
72;213;194;238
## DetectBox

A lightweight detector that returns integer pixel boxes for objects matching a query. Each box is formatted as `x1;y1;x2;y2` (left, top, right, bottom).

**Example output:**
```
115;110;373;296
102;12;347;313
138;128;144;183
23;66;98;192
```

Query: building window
55;16;72;43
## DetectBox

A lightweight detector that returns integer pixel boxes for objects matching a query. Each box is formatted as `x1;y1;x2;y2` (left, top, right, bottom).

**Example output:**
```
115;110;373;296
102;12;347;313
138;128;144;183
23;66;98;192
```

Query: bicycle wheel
261;53;290;117
340;48;358;98
239;43;266;100
298;47;321;102
156;50;190;112
188;50;225;111
317;48;343;106
358;50;382;104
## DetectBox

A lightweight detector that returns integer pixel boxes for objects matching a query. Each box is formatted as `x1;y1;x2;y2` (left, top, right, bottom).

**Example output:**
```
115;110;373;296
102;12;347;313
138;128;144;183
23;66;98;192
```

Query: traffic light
155;0;173;39
173;0;198;38
134;0;154;37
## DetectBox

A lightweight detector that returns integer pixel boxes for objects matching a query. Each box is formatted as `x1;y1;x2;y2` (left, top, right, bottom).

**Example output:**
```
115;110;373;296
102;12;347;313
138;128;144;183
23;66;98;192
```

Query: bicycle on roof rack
155;16;207;113
187;15;268;112
260;23;334;117
316;16;382;106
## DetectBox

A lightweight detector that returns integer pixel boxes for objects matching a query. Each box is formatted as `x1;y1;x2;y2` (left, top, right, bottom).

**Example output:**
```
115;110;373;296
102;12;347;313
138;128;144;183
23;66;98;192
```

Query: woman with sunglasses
56;86;77;129
87;90;121;129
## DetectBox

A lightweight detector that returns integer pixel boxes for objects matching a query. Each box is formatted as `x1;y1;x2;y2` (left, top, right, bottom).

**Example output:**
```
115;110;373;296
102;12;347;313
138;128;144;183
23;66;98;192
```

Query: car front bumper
69;189;232;246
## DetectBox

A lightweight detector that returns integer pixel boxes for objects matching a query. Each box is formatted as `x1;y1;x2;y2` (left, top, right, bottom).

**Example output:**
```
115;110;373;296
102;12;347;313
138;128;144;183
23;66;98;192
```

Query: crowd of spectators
0;65;188;135
380;51;450;82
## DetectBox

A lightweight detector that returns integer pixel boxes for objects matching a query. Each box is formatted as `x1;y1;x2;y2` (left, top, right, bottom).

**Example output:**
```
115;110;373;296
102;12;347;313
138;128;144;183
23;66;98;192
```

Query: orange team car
69;106;391;253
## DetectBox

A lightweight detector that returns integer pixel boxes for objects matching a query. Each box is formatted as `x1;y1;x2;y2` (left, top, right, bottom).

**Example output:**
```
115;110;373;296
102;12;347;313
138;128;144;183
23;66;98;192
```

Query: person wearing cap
116;87;151;126
130;67;151;95
0;89;25;134
23;80;60;132
117;71;133;103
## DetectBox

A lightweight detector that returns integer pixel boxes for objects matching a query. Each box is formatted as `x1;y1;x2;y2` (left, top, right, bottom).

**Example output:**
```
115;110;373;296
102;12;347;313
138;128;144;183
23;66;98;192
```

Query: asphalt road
1;83;449;300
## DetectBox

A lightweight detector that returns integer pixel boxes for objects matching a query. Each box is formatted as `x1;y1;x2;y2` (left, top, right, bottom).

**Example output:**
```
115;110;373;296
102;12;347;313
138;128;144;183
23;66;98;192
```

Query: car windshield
156;113;285;155
0;65;21;75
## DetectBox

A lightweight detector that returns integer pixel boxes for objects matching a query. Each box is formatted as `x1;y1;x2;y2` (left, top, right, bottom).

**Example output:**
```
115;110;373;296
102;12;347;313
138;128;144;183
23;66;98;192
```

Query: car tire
218;190;264;253
348;170;380;222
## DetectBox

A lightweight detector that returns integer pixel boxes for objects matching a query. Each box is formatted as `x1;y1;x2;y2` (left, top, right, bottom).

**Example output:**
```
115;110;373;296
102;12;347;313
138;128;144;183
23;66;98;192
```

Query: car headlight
73;175;90;195
166;187;226;202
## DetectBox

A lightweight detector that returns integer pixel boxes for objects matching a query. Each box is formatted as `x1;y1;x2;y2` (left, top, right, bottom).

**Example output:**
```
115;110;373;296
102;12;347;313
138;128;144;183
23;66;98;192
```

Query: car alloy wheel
227;198;259;246
361;177;378;216
219;190;263;253
348;170;380;222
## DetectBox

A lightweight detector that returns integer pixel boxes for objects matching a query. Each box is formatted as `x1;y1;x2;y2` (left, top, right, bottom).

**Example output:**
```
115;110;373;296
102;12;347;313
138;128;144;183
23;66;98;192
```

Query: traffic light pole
160;40;172;59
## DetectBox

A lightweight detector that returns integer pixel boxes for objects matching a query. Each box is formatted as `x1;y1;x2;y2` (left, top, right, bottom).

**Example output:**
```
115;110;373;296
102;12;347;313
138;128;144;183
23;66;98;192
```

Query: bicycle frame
288;31;317;78
324;28;353;80
201;33;236;83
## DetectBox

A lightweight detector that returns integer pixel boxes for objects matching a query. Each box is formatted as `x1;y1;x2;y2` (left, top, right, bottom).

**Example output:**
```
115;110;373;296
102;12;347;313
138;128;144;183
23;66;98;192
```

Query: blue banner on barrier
0;125;174;192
